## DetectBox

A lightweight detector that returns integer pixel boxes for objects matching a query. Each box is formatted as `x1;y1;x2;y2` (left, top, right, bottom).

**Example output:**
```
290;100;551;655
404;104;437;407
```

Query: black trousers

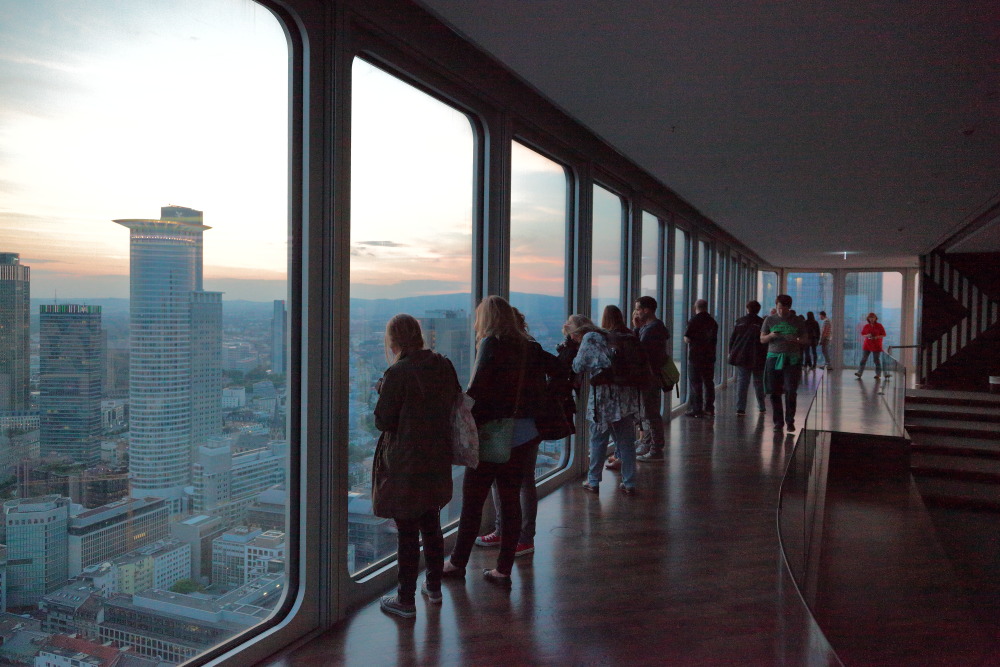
450;440;534;576
687;361;716;413
395;507;443;603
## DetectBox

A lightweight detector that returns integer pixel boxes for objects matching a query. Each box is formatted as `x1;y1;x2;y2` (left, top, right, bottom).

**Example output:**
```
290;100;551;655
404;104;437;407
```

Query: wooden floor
265;370;994;666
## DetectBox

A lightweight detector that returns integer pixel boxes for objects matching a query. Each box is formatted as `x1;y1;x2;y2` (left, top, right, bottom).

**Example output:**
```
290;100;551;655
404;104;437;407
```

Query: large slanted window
348;58;475;575
640;212;660;302
672;227;689;401
1;0;290;661
509;141;571;474
591;185;624;316
844;271;903;367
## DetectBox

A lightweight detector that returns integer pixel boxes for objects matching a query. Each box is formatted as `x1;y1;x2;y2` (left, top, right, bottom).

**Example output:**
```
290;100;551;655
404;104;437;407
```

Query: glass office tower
0;253;31;412
115;207;222;514
39;304;104;465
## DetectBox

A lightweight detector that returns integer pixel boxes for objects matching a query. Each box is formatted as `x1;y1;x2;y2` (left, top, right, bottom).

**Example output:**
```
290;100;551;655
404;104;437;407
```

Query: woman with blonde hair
372;314;460;618
443;296;546;585
568;307;642;495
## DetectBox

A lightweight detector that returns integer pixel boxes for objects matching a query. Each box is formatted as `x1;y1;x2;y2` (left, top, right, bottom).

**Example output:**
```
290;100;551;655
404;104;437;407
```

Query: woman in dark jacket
373;314;460;618
443;296;547;585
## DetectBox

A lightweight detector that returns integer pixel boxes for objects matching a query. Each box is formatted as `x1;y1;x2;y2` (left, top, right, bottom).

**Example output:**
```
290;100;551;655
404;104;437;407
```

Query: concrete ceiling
416;0;1000;269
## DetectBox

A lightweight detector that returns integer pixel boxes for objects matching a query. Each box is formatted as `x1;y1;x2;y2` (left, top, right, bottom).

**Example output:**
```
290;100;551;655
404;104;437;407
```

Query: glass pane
672;228;688;400
715;250;726;382
844;272;903;367
509;141;568;478
696;241;708;302
640;212;659;300
349;59;474;574
591;185;623;315
0;1;289;659
758;270;778;309
787;272;834;318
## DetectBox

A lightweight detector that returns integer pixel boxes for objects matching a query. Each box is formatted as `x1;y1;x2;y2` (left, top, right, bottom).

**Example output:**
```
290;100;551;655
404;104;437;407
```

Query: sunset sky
1;0;289;301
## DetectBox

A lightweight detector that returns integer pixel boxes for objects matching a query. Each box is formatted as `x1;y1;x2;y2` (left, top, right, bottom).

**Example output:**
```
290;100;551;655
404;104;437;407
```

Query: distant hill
28;292;566;329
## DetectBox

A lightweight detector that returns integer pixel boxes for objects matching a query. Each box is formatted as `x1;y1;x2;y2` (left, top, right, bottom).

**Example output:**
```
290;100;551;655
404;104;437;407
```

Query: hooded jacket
372;349;460;519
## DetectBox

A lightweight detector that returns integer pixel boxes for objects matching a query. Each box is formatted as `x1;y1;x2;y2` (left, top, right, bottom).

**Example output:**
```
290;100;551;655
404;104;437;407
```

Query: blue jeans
588;417;636;490
734;365;765;412
639;385;665;451
821;340;832;367
858;350;882;376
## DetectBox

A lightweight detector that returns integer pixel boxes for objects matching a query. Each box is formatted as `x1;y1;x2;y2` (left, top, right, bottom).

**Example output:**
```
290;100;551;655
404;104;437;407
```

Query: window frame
204;1;771;663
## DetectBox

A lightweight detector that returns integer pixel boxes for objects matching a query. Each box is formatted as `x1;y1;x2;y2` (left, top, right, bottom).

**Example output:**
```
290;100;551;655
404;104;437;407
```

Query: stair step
911;453;1000;483
906;388;1000;408
914;476;1000;512
910;434;1000;459
905;418;1000;441
905;404;1000;423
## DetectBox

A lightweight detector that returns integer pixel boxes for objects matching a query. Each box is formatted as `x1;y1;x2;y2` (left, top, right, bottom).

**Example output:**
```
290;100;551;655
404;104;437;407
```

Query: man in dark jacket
632;296;670;462
728;300;767;416
683;299;718;418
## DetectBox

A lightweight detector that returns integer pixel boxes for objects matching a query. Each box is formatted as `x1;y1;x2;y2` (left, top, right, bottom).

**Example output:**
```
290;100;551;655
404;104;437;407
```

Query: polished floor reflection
267;369;996;666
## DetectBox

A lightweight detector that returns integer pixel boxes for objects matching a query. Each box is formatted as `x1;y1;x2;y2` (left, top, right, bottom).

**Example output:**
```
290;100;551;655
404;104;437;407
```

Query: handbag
477;418;515;463
660;355;680;393
450;392;479;468
535;387;575;441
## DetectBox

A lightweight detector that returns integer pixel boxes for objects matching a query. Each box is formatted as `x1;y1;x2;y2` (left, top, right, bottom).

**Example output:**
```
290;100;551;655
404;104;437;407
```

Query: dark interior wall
921;251;1000;390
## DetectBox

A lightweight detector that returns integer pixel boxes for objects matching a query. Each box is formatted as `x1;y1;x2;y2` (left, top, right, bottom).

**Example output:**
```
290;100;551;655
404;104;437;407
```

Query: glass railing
775;377;844;666
877;352;909;436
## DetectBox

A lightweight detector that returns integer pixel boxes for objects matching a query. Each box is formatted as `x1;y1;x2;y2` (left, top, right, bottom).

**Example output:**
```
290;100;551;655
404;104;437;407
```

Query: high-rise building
115;206;223;513
39;305;103;465
3;495;71;609
271;299;286;374
0;253;30;412
67;496;169;576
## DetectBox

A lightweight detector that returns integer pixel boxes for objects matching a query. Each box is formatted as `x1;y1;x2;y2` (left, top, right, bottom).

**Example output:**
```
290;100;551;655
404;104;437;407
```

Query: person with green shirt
759;294;805;432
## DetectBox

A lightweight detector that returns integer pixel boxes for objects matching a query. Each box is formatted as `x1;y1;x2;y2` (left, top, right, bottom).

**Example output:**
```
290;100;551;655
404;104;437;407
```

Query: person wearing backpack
684;299;719;418
632;295;670;463
569;307;642;495
727;300;767;416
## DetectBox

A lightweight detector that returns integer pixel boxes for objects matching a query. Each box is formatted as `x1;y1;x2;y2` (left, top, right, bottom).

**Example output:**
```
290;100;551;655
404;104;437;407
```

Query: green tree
170;578;205;594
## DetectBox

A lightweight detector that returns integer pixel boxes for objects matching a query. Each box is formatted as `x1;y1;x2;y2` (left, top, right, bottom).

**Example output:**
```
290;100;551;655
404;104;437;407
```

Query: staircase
905;389;1000;511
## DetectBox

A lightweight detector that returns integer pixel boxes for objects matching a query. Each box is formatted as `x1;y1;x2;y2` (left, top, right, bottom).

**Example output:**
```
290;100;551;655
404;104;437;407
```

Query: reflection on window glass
696;240;708;303
758;270;778;309
844;272;902;366
591;185;623;315
715;249;726;382
509;141;568;477
640;212;659;300
0;1;289;661
350;59;474;574
672;228;688;400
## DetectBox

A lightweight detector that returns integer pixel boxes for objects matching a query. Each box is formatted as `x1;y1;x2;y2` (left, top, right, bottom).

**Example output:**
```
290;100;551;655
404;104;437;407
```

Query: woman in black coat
443;295;547;585
373;314;460;618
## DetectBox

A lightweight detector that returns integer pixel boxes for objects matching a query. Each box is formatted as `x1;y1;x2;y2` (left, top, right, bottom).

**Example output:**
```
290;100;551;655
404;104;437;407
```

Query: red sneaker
475;531;501;547
514;543;535;557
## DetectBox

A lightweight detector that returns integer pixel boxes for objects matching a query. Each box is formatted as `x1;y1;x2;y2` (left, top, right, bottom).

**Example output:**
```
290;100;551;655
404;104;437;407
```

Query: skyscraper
115;206;222;514
271;300;286;375
39;305;103;465
3;495;70;609
0;252;30;412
